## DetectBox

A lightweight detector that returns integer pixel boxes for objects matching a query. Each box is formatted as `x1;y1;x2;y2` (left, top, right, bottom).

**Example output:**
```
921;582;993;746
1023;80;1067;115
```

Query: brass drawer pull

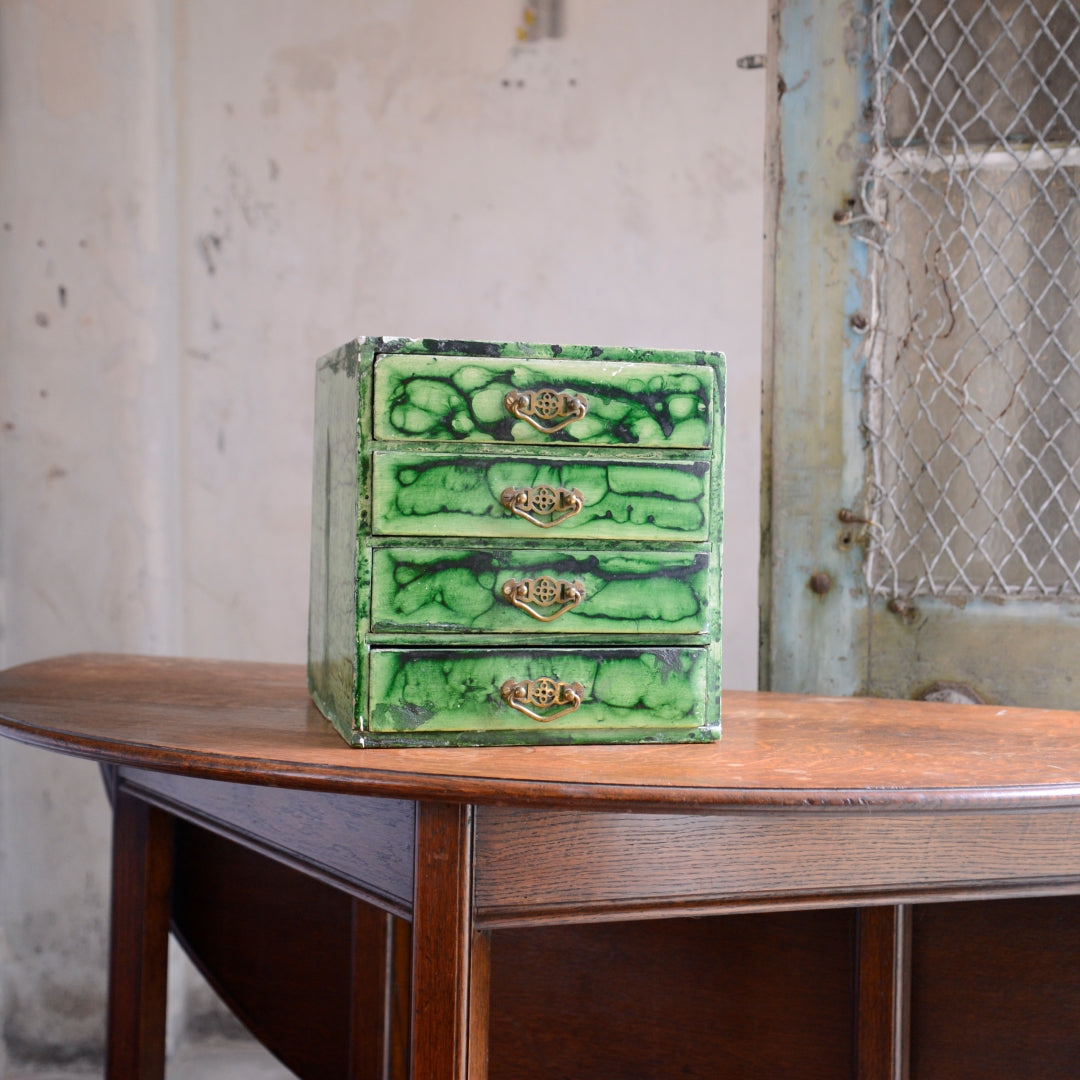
500;485;584;529
500;677;585;722
504;388;588;434
502;576;586;622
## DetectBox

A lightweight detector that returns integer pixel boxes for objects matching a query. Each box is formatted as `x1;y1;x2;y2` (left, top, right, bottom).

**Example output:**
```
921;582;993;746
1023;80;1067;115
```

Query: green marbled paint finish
373;354;714;447
349;726;718;748
368;648;709;734
308;336;725;747
378;336;722;366
370;546;710;634
371;453;710;542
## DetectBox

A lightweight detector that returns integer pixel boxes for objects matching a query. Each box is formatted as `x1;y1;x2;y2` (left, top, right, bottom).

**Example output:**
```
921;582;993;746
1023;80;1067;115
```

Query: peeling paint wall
0;0;766;1064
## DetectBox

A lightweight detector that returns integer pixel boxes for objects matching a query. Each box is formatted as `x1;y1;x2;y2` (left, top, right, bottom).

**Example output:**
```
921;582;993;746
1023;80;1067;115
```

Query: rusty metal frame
761;0;874;696
763;0;1080;708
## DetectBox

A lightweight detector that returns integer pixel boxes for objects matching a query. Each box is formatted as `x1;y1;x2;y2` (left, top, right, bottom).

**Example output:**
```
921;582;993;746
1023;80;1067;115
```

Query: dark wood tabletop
6;653;1080;1080
2;652;1080;811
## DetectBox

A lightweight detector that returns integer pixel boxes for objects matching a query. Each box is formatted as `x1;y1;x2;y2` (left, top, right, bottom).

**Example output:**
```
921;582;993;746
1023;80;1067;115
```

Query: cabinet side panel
710;353;726;707
308;341;362;738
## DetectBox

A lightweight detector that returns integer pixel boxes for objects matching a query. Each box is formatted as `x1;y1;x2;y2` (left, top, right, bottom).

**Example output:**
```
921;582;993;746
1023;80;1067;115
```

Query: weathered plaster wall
0;0;766;1064
0;0;183;1065
176;0;767;669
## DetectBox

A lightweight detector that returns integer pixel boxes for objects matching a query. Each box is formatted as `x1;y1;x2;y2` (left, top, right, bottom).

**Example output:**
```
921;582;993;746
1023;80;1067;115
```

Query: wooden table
3;654;1080;1079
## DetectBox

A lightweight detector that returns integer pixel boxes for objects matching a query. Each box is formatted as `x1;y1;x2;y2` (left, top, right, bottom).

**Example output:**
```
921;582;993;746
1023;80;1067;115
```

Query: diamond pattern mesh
859;0;1080;598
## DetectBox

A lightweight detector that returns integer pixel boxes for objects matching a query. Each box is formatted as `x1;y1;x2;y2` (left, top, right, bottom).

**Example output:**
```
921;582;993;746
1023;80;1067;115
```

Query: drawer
373;353;717;448
367;647;711;738
370;546;711;634
370;453;711;542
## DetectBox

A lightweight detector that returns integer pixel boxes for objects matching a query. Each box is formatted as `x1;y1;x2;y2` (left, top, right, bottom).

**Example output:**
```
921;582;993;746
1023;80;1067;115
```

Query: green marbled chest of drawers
307;336;725;747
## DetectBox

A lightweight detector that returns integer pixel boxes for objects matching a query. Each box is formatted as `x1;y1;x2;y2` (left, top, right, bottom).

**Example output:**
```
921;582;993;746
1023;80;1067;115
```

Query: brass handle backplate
500;677;585;722
500;485;584;529
504;388;588;434
502;576;585;622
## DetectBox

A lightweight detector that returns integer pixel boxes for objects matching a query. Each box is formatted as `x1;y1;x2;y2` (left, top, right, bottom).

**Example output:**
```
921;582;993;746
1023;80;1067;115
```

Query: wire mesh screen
860;0;1080;598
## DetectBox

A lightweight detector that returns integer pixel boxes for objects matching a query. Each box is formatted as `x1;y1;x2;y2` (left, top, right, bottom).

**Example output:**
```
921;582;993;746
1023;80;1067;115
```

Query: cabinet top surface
2;653;1080;812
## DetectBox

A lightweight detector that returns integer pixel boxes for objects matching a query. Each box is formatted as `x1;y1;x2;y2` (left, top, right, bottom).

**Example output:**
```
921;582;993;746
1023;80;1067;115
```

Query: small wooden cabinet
307;337;725;747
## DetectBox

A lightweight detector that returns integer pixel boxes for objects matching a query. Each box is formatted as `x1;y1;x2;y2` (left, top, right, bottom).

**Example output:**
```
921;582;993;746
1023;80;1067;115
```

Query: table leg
105;791;173;1080
855;904;912;1080
411;802;490;1080
349;901;413;1080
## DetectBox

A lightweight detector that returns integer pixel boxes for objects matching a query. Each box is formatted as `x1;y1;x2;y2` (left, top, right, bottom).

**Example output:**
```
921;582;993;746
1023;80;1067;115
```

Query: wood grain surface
122;768;415;916
4;654;1080;810
171;821;361;1078
855;905;911;1080
909;895;1080;1080
486;910;857;1080
473;805;1080;923
8;653;1080;1080
105;792;172;1080
411;802;487;1080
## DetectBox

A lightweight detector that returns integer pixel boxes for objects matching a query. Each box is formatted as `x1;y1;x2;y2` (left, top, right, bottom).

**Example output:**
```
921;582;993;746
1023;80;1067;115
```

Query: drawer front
367;647;709;733
373;354;717;448
370;453;711;542
370;547;710;634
